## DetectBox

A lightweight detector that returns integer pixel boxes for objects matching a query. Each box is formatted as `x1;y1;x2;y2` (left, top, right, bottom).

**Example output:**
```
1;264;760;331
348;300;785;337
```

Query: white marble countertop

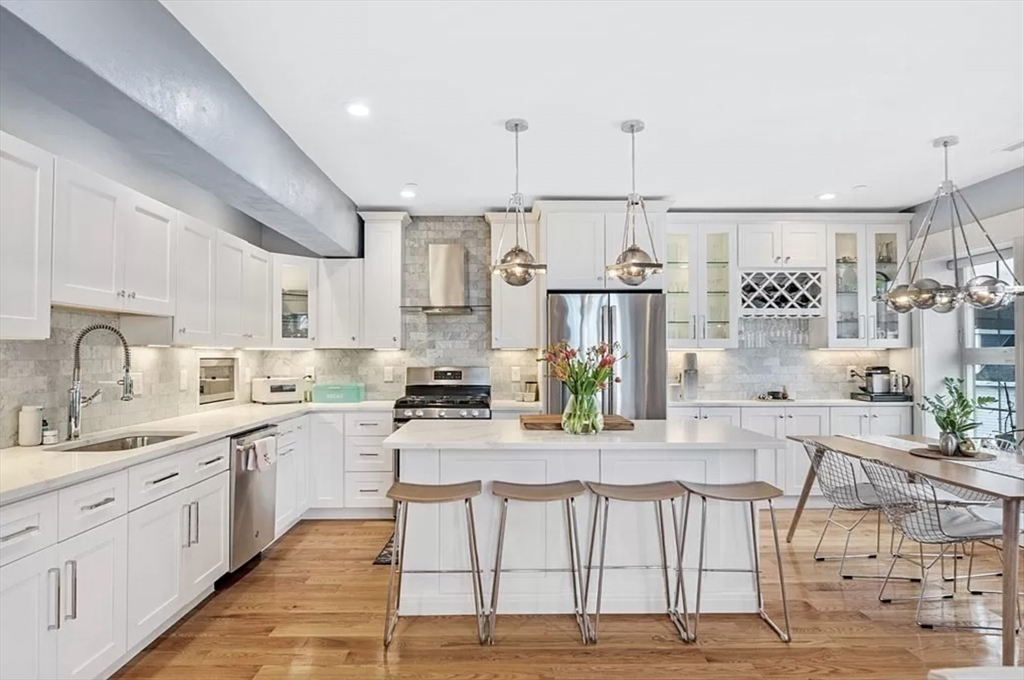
0;399;542;505
668;398;914;407
384;419;788;451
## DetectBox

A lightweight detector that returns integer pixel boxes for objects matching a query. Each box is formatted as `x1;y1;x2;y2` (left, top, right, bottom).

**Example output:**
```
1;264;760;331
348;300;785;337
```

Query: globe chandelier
877;136;1023;314
606;120;664;286
491;119;546;287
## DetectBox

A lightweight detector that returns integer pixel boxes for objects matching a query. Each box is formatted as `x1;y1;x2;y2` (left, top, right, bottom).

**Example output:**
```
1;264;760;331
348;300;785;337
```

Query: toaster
251;377;304;404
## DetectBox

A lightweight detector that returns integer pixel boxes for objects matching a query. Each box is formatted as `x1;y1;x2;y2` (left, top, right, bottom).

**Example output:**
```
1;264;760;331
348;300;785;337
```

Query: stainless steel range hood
423;244;472;315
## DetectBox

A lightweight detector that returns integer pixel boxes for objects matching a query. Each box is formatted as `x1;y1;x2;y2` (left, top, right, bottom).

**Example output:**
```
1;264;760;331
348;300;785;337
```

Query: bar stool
383;480;488;649
489;480;589;645
584;481;690;643
677;480;791;643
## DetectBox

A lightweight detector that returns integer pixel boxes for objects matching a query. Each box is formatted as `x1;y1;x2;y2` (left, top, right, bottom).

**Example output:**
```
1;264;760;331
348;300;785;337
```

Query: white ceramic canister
19;405;43;446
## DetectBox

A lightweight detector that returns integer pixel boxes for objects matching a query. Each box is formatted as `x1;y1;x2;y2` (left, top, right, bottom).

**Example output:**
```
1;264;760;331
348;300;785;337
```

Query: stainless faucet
67;324;134;441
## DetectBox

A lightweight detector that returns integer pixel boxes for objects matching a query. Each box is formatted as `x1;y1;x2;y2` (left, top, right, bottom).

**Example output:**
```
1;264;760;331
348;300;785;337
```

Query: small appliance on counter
252;376;304;404
852;365;914;401
682;352;698;401
757;386;791;402
199;357;236;405
312;382;366;403
856;366;894;394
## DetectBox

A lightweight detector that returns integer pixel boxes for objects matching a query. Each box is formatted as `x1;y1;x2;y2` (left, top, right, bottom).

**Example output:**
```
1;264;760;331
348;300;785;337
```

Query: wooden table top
790;434;1024;502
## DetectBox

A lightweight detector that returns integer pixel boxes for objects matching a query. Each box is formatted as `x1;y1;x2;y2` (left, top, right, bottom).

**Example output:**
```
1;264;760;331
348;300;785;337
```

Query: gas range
393;367;491;421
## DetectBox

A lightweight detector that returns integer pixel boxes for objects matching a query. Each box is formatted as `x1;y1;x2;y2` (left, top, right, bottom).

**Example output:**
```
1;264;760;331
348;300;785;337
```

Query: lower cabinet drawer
344;436;393;472
128;453;188;510
186;441;230;485
0;492;58;567
58;471;129;541
344;472;393;508
344;413;393;436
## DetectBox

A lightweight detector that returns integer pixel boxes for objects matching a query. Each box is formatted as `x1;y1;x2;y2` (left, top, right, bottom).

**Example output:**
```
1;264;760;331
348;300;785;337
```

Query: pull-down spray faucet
67;324;134;441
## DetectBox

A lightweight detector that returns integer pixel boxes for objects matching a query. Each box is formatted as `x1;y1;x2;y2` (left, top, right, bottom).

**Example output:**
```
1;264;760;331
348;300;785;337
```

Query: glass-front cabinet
815;223;909;349
272;254;319;348
666;221;738;349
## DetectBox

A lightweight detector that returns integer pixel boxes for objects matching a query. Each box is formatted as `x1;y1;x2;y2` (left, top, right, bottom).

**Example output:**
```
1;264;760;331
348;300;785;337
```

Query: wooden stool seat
492;480;586;502
587;480;685;503
679;480;783;503
387;480;482;504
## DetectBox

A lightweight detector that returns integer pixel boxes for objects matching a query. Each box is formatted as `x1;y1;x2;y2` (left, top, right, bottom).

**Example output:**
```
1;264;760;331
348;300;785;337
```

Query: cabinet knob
128;291;136;299
872;414;879;418
392;336;397;342
777;414;784;419
787;414;793;419
784;256;791;264
179;327;186;334
702;414;709;419
596;276;603;281
774;256;781;264
117;289;125;297
351;336;356;341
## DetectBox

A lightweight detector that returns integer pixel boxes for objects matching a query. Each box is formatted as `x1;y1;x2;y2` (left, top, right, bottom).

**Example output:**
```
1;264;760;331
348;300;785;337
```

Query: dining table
785;434;1023;667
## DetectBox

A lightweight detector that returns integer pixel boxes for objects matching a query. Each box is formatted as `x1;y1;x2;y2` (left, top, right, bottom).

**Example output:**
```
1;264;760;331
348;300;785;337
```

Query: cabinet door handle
392;336;397;342
351;336;356;341
0;524;39;542
787;414;794;419
871;414;879;419
858;315;865;339
702;414;709;420
358;422;379;427
64;560;78;621
147;472;179;487
784;256;791;264
358;452;379;457
868;315;876;340
128;291;136;299
199;455;224;468
777;415;784;419
774;256;782;264
117;289;126;298
359;488;380;493
179;327;186;334
183;504;192;547
191;501;200;545
48;567;61;630
596;276;603;281
82;496;115;512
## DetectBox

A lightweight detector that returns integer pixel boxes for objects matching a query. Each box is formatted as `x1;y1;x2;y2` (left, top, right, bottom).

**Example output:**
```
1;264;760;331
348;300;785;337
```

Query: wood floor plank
112;509;1023;679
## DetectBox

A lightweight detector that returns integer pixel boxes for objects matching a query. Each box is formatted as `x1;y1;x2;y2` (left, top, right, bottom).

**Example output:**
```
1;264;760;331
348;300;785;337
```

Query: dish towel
252;436;278;472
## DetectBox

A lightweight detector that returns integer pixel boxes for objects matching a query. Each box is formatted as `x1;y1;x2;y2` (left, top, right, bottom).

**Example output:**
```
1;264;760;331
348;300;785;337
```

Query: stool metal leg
383;500;408;648
762;500;792;642
565;497;589;644
671;494;693;641
488;497;510;644
584;496;610;643
692;495;708;641
464;498;488;644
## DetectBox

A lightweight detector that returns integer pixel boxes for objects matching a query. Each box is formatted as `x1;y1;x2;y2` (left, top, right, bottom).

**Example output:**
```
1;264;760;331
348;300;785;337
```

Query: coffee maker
851;366;912;402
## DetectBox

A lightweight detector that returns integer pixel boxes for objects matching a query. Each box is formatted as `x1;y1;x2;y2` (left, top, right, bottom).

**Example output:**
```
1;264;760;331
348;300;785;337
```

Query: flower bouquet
540;340;627;434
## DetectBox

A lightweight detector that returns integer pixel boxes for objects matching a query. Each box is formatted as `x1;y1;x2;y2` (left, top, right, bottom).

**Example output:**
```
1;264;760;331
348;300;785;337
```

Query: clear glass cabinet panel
870;230;901;342
834;232;863;341
703;231;732;340
666;231;692;342
279;263;310;339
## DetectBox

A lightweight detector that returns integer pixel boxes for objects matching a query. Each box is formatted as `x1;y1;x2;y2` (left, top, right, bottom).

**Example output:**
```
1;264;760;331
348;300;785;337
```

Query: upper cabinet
317;259;363;348
0;132;54;340
52;160;177;316
175;216;217;346
272;254;319;348
487;213;542;349
243;245;273;346
214;230;247;347
810;222;910;349
737;222;826;269
666;221;739;349
360;212;407;349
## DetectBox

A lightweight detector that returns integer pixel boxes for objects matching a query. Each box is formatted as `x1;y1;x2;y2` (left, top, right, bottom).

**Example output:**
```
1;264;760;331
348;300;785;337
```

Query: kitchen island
383;419;787;616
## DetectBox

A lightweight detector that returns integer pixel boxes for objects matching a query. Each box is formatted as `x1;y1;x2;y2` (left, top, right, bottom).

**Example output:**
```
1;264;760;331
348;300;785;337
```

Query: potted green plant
919;377;996;456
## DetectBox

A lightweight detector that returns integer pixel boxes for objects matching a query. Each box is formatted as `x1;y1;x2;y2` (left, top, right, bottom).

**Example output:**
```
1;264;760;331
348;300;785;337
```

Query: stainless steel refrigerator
545;292;666;420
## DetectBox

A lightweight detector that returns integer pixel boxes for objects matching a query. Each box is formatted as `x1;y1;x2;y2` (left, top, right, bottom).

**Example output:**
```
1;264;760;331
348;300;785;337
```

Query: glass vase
562;393;603;435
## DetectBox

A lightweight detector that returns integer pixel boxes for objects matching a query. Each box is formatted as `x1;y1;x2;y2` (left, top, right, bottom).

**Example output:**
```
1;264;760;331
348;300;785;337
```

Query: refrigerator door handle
608;305;617;416
600;305;610;415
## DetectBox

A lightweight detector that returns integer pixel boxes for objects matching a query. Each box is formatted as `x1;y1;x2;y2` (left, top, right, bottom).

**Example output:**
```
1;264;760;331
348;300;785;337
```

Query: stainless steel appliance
422;244;472;315
393;367;491;422
890;372;911;395
199;358;236;405
229;425;278;572
859;366;892;394
545;292;666;420
252;376;303;404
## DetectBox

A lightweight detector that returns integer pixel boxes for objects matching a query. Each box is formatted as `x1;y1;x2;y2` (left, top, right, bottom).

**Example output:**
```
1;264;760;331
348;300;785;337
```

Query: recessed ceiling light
346;102;370;117
817;193;837;201
400;183;418;199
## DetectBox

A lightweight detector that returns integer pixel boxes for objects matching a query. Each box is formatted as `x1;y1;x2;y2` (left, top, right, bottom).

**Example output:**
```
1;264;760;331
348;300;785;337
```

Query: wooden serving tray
519;414;635;431
909;447;997;462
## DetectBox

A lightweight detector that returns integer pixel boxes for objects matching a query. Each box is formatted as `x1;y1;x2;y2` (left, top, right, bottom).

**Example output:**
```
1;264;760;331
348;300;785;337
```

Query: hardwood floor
114;510;1022;680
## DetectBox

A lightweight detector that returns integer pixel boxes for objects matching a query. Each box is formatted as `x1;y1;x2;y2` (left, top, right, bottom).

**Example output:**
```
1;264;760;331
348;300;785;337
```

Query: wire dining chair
859;458;1019;631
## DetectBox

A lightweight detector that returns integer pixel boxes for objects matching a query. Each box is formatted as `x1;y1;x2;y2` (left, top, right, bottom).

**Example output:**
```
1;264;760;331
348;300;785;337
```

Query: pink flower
614;376;622;383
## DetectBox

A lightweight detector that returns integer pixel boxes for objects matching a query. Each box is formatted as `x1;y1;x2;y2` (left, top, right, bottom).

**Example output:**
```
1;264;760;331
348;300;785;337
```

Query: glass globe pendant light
606;120;663;286
875;136;1023;314
491;119;546;287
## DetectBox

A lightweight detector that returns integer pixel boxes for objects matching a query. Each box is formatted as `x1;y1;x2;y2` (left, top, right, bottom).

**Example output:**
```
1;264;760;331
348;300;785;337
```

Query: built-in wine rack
739;271;824;317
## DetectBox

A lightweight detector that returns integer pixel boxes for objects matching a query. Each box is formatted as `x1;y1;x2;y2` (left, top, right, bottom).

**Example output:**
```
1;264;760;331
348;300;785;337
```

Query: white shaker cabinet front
56;516;127;680
275;445;298;537
0;132;54;340
778;222;827;268
174;216;217;345
181;472;229;602
309;414;346;508
243;247;273;346
737;223;782;269
120;194;177;316
0;545;59;680
544;213;606;290
272;254;319;348
361;212;406;349
214;230;246;347
488;215;541;349
779;408;829;496
318;259;363;348
736;222;826;269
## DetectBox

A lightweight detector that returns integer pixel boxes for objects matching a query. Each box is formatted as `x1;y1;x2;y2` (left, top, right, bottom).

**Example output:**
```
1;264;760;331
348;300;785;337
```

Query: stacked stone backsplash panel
256;216;539;400
668;347;891;400
0;309;256;448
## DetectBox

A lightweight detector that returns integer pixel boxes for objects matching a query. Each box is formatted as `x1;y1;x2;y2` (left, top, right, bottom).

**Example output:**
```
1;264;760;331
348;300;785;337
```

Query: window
961;257;1016;439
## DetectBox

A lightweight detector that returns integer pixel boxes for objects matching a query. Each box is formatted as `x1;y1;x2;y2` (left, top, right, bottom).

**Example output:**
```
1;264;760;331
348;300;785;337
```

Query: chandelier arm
949;189;977;281
902;187;941;285
639;197;660;262
520;204;530;254
948;193;961;289
622;210;630;253
492;197;514;272
953;188;1023;286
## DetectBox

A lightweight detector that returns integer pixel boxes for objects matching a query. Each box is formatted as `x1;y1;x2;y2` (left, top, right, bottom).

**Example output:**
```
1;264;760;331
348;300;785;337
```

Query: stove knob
438;410;446;417
414;409;424;417
460;409;468;417
471;409;479;417
404;409;413;417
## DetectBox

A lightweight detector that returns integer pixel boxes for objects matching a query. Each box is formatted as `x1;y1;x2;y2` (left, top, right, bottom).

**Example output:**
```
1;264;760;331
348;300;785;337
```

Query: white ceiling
162;0;1024;215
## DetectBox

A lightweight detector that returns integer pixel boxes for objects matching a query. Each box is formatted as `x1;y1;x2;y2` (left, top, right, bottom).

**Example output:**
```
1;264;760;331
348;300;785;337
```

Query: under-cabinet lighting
346;102;370;117
146;344;171;348
817;192;837;201
194;347;236;351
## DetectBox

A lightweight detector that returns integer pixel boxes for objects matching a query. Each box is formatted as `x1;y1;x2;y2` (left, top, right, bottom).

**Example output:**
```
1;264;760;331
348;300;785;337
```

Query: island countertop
384;418;788;450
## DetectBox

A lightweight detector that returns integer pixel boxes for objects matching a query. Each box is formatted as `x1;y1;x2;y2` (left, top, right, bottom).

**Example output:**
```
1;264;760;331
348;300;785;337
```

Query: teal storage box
313;383;366;403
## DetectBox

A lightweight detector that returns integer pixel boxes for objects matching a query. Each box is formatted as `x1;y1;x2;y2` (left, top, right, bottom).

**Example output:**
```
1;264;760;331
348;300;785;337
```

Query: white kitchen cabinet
830;407;870;436
488;215;541;349
544;213;606;290
309;414;346;508
214;230;246;347
740;406;827;496
181;472;229;601
668;406;740;426
0;132;53;340
275;444;298;538
294;427;310;516
779;222;827;268
737;223;781;269
666;222;739;348
737;222;825;269
243;246;273;346
174;216;217;345
56;515;127;680
865;225;910;348
830;406;912;437
52;160;177;316
272;254;319;348
318;259;363;348
126;489;186;649
361;212;407;349
0;545;59;680
740;407;785;486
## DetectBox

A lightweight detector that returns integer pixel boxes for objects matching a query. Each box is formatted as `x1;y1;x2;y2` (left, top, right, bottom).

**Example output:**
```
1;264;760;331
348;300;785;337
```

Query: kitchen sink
50;431;195;453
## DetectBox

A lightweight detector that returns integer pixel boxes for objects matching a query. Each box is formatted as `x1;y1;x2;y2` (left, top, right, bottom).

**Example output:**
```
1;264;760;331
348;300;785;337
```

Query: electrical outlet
847;366;859;382
384;366;394;383
244;367;252;384
179;370;188;391
305;365;316;381
511;366;521;382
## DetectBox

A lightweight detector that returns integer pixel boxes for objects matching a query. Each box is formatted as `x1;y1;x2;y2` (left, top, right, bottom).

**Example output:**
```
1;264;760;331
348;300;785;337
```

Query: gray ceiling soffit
907;165;1024;232
0;0;358;257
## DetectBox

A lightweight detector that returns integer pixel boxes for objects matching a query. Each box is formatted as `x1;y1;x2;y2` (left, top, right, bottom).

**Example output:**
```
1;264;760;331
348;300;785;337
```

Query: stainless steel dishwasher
229;424;278;572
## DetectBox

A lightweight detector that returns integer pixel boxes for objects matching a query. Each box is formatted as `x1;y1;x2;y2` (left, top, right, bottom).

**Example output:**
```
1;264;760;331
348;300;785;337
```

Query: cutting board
519;414;635;431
